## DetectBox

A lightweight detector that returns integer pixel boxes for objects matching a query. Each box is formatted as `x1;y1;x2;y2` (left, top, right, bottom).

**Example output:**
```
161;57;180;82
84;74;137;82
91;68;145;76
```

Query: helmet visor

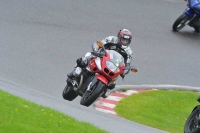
121;38;130;46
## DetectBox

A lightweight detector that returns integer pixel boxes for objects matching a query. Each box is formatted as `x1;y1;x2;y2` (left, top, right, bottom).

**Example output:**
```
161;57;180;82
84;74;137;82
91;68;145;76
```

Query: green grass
2;88;199;133
115;90;200;133
0;89;107;133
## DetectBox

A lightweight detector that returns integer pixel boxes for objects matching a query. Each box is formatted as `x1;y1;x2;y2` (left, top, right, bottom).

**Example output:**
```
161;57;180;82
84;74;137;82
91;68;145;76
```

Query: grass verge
0;89;107;133
114;89;200;133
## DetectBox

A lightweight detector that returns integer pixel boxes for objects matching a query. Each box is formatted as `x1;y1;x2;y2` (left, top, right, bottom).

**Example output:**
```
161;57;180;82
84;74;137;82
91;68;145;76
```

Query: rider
67;29;133;97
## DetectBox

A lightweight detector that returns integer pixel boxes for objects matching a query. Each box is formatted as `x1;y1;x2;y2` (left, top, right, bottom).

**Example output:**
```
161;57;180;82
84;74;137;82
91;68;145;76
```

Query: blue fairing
185;8;195;18
186;0;200;15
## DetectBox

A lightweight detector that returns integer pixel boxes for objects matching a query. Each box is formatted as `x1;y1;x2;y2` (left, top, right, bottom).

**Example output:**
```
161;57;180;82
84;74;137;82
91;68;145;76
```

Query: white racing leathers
92;36;133;67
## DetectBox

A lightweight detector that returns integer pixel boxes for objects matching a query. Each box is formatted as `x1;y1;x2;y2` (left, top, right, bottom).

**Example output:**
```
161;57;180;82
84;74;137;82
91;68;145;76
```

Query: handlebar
91;51;104;57
101;45;107;57
123;66;138;73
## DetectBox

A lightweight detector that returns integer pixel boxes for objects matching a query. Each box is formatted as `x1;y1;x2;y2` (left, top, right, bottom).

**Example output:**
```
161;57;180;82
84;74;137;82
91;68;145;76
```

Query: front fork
86;74;108;92
185;7;196;24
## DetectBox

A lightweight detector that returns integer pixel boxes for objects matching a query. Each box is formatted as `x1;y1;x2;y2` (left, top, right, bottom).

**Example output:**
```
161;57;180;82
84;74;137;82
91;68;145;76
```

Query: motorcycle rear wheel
62;83;78;101
172;13;190;32
184;108;200;133
80;80;105;107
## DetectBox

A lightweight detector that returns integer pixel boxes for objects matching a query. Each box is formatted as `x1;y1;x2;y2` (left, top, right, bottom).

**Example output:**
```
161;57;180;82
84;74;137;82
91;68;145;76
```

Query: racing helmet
117;29;132;49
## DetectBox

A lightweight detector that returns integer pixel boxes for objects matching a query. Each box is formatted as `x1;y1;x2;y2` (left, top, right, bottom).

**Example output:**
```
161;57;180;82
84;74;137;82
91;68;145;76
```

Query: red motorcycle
62;41;137;107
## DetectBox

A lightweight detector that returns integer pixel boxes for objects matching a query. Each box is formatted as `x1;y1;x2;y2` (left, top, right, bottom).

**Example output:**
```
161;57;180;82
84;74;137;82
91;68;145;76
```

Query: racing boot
101;82;116;98
107;82;116;90
102;90;111;98
67;71;74;79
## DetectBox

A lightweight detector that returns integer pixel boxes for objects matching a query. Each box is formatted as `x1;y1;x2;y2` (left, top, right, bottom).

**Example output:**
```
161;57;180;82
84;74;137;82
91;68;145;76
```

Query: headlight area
106;61;120;73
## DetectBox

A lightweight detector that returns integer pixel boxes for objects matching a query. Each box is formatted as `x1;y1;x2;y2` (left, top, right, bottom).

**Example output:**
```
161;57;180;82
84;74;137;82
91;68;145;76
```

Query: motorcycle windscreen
107;50;124;72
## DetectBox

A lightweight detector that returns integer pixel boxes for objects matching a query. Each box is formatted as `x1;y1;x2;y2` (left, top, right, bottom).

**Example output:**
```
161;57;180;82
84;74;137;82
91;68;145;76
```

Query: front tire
173;13;190;32
62;83;78;101
80;80;105;107
184;107;200;133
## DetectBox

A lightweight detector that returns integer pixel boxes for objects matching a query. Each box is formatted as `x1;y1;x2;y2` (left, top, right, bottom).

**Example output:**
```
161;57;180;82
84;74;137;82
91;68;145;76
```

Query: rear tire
80;81;105;107
184;107;200;133
173;13;190;32
62;83;78;101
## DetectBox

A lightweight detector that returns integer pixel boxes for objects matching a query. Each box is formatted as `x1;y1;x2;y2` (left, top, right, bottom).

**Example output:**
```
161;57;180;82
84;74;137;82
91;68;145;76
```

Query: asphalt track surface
0;0;200;133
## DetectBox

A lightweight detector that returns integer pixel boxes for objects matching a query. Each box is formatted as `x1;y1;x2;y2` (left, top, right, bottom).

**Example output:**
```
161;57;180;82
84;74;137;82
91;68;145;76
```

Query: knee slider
76;57;88;67
73;67;82;77
81;57;88;66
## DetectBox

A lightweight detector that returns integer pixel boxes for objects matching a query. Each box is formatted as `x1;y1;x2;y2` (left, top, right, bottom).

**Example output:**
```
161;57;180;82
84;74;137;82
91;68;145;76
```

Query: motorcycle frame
68;68;95;96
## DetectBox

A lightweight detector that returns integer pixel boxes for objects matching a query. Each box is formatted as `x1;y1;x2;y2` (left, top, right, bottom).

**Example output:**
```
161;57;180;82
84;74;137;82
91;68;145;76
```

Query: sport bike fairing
89;50;125;80
104;50;124;73
187;0;200;14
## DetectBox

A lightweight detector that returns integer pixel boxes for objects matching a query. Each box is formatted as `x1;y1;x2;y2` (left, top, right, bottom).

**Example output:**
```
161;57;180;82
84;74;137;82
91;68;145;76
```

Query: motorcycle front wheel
172;13;190;32
80;80;105;107
184;107;200;133
62;83;78;101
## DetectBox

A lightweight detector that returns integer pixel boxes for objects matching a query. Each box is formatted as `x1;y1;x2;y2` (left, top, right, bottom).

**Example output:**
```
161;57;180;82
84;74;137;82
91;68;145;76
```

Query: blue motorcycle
173;0;200;32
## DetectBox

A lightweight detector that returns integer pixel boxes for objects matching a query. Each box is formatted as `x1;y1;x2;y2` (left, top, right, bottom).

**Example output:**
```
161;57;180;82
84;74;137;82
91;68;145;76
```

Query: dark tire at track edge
172;13;190;32
80;81;105;107
184;108;200;133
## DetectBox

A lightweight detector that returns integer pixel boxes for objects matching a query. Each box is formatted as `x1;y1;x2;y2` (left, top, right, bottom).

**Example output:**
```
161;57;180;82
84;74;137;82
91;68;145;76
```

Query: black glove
120;69;129;79
120;64;131;79
123;69;130;75
120;73;125;79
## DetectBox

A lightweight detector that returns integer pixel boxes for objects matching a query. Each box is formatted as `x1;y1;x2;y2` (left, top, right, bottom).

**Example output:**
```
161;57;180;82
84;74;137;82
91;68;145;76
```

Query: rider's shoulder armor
123;46;133;64
124;46;133;56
